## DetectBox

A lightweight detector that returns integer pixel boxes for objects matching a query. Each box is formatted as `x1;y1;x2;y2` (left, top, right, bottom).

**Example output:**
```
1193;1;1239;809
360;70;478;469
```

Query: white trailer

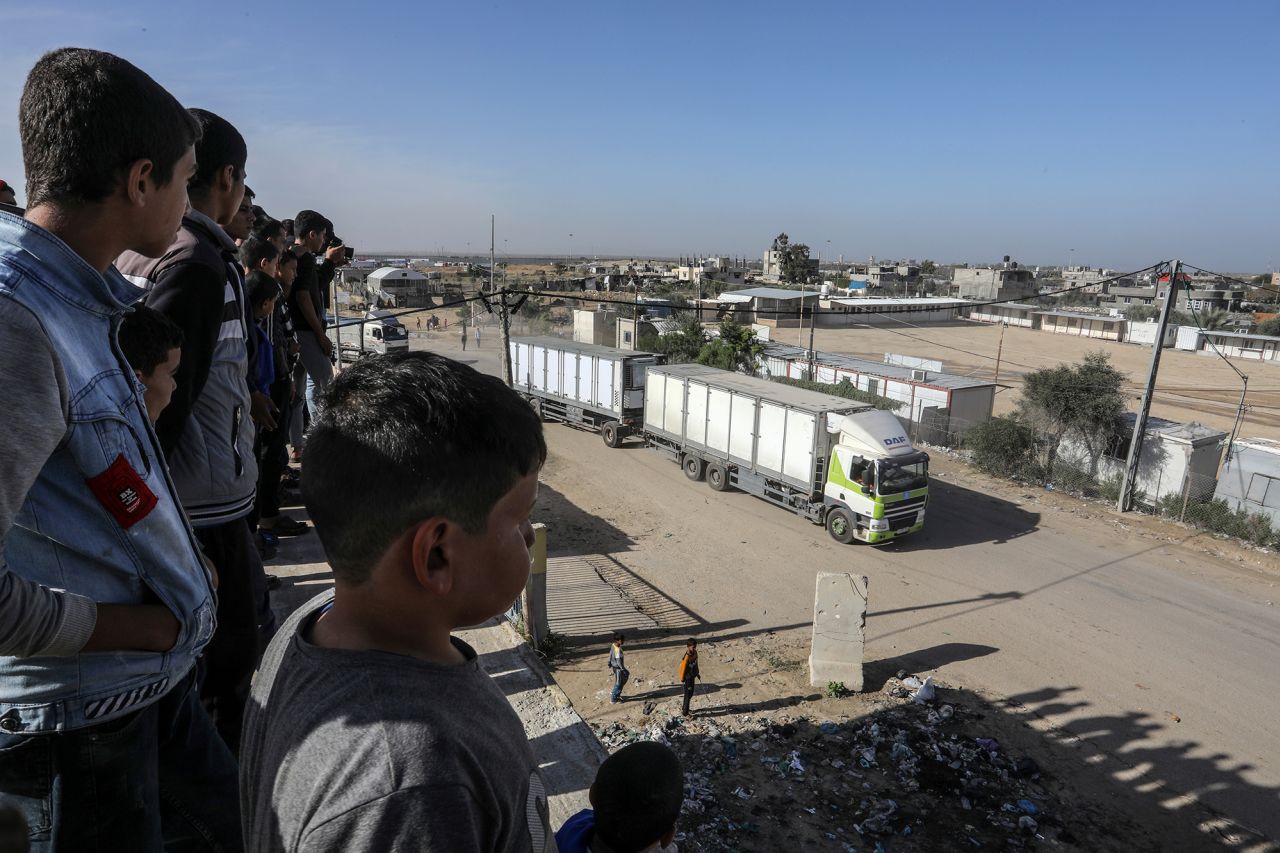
643;364;929;544
510;336;665;447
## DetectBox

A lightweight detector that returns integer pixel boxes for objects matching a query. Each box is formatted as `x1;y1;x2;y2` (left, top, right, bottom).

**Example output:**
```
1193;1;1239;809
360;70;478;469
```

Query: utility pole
1118;260;1180;512
808;252;819;379
1224;376;1250;466
489;214;495;294
993;322;1007;384
499;289;514;388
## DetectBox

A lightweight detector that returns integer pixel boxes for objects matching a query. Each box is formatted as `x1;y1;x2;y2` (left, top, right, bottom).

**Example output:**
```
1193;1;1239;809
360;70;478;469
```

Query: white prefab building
367;266;432;307
1195;331;1280;362
1034;310;1127;341
1058;415;1226;504
1215;438;1280;528
1124;321;1179;348
816;297;967;327
1175;326;1205;351
964;303;1039;328
759;342;996;442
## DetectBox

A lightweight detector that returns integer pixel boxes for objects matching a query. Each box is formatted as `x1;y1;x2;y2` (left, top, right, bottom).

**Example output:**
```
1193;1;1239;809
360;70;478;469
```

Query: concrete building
615;316;680;350
1058;414;1226;504
573;308;616;346
760;342;996;442
1062;266;1115;293
1215;438;1280;529
762;238;818;283
1034;310;1127;341
951;257;1037;301
1106;281;1244;312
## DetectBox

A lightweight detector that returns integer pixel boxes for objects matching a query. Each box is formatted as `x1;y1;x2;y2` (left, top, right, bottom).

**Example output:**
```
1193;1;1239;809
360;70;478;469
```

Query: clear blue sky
1;1;1276;270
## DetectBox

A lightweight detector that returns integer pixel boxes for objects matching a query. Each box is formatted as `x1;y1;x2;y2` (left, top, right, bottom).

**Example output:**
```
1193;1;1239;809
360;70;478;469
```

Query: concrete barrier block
522;524;549;648
809;572;868;690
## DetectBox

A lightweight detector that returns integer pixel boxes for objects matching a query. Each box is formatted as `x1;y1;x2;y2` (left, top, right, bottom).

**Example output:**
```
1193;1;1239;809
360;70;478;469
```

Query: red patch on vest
86;454;157;529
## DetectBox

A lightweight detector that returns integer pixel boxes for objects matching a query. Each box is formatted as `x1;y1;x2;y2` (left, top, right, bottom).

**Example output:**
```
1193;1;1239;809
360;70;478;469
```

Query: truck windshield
877;460;927;495
382;324;407;339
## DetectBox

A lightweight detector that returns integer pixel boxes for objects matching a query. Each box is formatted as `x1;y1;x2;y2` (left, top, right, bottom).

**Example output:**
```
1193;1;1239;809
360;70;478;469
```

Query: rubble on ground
590;673;1099;852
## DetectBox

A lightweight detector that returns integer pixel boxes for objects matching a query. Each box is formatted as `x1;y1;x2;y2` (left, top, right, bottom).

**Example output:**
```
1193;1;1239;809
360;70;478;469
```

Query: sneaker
268;515;310;536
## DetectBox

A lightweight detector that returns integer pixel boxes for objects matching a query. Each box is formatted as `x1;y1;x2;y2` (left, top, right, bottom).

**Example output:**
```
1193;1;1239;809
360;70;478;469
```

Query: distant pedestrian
475;326;482;348
608;633;629;703
460;323;467;351
678;638;700;716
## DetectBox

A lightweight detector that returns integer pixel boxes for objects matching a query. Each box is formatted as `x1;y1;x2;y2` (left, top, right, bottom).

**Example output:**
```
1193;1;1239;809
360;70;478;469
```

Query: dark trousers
682;680;696;715
195;519;267;755
0;670;242;852
255;379;292;521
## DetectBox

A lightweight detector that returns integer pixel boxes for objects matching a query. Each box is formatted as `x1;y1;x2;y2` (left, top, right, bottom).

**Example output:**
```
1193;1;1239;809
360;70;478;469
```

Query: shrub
962;416;1040;480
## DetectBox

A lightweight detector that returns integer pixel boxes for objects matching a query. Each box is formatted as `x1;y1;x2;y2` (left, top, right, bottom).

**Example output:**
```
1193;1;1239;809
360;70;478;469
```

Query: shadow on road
535;482;635;557
863;642;1000;691
879;476;1041;551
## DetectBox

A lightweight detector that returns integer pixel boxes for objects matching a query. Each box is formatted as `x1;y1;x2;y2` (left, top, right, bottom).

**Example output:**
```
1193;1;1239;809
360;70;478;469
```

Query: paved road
533;422;1280;842
414;334;1280;840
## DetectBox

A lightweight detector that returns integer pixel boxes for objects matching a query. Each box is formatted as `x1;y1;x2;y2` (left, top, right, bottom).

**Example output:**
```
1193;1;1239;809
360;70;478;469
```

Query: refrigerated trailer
643;364;929;544
510;337;665;447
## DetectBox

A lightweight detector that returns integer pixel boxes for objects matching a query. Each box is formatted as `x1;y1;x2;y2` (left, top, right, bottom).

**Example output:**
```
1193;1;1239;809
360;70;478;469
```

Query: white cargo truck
643;364;928;544
329;310;410;359
510;337;665;447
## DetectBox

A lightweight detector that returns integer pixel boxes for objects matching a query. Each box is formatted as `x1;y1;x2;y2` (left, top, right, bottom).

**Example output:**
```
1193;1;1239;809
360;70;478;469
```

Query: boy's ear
123;159;155;208
132;368;147;386
216;164;236;195
408;516;454;594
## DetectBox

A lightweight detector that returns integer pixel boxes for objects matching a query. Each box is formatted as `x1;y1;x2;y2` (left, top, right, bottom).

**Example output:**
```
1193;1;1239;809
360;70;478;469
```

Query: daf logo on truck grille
883;435;909;447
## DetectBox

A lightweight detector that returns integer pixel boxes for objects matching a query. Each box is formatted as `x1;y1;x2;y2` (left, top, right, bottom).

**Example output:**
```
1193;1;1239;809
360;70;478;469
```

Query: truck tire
602;421;623;448
826;507;857;545
706;462;732;492
682;455;705;481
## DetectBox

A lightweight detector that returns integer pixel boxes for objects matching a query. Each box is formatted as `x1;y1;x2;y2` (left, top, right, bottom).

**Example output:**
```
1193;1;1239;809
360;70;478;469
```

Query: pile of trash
590;672;1087;852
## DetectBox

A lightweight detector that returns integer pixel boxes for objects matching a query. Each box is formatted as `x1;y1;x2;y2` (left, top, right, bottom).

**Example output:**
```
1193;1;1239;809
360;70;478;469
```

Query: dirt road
532;421;1280;843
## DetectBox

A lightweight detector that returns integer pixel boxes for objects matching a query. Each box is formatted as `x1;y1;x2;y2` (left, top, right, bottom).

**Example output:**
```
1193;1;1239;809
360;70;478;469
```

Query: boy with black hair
608;633;628;703
0;47;241;851
241;351;555;852
679;639;700;717
556;742;684;853
247;271;279;397
116;106;269;755
0;179;16;208
258;249;308;542
118;304;184;423
225;185;255;244
287;209;345;424
240;234;279;277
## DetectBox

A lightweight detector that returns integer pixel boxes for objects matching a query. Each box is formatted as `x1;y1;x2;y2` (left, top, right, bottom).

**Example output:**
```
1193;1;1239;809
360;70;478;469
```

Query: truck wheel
602;421;623;448
529;398;543;421
706;462;732;492
682;455;705;481
826;508;857;545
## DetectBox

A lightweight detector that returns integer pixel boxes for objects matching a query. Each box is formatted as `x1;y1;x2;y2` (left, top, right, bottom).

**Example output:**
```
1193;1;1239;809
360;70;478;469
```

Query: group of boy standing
0;47;692;853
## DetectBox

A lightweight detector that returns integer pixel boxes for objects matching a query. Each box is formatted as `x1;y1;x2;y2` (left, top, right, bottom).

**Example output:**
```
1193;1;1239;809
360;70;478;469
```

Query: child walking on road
678;638;700;716
608;634;628;703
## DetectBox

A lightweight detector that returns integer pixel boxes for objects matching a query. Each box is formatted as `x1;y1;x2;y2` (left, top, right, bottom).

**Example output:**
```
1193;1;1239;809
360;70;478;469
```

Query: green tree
920;260;938;275
695;318;764;374
780;243;814;284
1195;309;1232;331
1257;316;1280;336
1017;351;1127;475
639;315;705;363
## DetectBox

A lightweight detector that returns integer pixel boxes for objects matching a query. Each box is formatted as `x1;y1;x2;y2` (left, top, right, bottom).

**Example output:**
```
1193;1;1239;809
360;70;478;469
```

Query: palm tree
1196;309;1232;331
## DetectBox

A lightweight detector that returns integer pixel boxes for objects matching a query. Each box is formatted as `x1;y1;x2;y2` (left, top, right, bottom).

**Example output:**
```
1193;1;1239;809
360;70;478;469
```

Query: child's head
303;352;546;627
20;48;199;258
118;305;183;423
247;270;279;321
686;638;697;654
240;234;279;277
614;633;625;647
590;742;684;853
275;248;297;292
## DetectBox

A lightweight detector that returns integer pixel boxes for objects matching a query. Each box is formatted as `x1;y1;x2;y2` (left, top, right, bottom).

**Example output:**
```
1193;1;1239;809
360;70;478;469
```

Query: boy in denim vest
0;49;240;852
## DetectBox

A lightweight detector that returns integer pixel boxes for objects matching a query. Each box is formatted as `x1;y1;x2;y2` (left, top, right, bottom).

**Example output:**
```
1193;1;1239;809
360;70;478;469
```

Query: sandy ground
803;321;1280;442
407;326;1280;850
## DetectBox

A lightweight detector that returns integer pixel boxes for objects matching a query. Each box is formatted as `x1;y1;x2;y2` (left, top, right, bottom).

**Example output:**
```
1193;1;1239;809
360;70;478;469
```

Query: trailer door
783;410;817;486
706;387;732;455
596;357;617;412
686;380;708;448
729;392;756;465
755;401;787;476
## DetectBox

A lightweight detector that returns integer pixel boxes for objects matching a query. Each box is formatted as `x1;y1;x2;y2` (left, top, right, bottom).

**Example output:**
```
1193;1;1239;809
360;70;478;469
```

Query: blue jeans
0;670;242;852
610;667;628;701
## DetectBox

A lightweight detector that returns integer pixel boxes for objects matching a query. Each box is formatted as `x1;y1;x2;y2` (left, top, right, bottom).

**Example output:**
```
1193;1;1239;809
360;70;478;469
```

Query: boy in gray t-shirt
240;351;555;852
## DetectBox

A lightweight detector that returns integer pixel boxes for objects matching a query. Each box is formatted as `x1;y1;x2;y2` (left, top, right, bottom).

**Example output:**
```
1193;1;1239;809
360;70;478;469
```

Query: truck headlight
870;519;889;531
